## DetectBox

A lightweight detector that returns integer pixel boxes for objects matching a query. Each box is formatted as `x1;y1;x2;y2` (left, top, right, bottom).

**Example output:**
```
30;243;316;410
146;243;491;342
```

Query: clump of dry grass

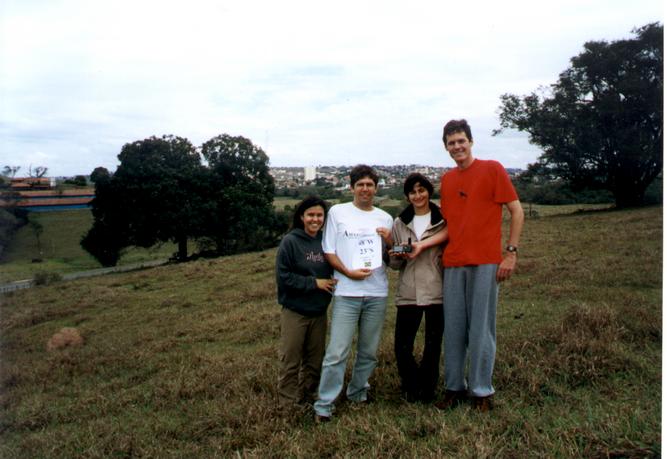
540;303;634;385
45;327;84;351
499;300;656;400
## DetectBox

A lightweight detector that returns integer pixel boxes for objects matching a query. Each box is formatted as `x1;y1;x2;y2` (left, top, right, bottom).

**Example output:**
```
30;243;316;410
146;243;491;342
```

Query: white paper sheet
350;230;382;270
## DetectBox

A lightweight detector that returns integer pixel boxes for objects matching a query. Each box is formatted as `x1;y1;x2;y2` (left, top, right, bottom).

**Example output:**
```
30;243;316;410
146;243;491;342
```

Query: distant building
10;177;52;190
304;166;316;182
1;177;94;211
2;189;95;212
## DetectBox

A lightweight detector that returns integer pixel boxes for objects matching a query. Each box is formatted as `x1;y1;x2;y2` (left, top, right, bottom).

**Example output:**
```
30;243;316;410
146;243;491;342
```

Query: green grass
0;210;177;283
0;206;661;457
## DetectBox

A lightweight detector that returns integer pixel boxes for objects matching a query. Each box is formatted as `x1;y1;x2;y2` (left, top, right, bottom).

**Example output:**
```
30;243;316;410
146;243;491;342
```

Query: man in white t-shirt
313;164;393;422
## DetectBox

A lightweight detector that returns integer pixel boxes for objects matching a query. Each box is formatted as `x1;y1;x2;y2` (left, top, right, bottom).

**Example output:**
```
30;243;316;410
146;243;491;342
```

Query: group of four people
275;119;525;422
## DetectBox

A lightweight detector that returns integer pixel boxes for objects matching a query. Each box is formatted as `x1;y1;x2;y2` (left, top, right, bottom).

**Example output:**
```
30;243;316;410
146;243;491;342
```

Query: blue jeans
314;296;388;417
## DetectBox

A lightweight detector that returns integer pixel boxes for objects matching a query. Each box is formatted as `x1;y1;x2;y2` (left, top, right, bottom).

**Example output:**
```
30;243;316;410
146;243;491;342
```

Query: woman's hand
316;278;338;293
407;241;424;259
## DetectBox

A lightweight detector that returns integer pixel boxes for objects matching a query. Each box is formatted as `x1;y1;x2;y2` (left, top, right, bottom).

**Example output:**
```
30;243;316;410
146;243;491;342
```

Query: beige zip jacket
389;202;446;306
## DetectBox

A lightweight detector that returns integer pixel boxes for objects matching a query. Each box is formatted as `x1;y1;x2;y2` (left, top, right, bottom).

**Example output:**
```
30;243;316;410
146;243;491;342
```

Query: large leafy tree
82;133;284;266
495;23;663;208
200;134;280;255
82;135;206;265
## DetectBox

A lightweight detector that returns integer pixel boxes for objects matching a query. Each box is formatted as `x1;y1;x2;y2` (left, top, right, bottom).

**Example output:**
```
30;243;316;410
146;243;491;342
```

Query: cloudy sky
1;0;663;176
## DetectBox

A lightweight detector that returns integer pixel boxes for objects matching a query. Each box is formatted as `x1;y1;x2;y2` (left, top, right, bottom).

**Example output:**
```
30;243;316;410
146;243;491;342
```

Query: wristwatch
505;245;518;254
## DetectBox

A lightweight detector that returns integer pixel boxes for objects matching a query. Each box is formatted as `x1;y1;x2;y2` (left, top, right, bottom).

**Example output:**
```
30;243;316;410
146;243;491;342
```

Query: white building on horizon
304;166;316;182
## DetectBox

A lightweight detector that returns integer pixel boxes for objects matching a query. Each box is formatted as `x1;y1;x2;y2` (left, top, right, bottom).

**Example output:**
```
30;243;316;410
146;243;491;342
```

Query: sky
1;0;663;177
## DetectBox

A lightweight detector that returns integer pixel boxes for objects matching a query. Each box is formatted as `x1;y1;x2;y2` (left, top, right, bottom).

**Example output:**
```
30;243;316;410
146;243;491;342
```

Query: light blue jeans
314;296;388;417
443;265;498;398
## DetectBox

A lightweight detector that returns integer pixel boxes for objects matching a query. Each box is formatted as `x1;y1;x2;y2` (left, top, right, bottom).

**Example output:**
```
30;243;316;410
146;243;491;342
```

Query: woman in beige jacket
389;173;447;402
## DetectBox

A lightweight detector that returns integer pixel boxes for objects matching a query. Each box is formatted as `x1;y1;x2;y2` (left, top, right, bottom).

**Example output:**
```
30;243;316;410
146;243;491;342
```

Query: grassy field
0;210;177;283
0;205;661;457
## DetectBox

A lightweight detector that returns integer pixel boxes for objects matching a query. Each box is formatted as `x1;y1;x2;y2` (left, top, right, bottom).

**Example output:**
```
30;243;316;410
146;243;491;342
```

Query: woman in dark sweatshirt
275;196;336;409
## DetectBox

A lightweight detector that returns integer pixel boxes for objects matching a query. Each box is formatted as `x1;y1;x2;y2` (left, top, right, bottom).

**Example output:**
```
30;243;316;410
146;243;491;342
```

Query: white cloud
0;0;663;174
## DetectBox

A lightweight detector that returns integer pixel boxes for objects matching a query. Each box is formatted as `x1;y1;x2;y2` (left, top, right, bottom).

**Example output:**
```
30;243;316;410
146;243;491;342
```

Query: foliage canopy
495;23;663;208
82;134;284;266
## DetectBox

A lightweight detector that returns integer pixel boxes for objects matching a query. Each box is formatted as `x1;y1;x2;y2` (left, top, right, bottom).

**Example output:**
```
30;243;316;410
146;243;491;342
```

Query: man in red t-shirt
434;119;524;412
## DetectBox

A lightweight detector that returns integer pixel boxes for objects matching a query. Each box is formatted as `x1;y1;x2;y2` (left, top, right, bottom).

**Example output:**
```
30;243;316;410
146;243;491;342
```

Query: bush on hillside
514;178;614;205
33;270;63;286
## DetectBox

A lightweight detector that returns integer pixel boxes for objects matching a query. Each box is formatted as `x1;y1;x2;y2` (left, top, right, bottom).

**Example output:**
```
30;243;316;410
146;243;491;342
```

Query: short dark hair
350;164;379;187
442;119;473;144
403;172;434;198
292;196;328;230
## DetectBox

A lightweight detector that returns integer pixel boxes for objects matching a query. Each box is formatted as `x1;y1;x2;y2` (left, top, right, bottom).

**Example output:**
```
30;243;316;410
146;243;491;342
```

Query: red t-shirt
440;159;518;267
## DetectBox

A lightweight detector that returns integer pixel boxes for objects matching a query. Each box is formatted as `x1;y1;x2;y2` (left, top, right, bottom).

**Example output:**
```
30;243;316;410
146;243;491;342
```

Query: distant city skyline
7;162;528;180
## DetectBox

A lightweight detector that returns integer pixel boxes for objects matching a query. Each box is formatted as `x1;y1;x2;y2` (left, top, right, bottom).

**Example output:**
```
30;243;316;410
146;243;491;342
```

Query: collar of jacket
398;201;443;226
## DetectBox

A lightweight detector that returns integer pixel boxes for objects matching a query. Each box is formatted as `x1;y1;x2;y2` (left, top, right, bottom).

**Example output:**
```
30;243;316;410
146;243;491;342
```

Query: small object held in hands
392;237;412;254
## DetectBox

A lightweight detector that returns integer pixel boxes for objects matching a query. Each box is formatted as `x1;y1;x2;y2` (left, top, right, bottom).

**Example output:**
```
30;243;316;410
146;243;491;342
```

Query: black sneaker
471;395;494;412
434;390;467;410
315;414;331;424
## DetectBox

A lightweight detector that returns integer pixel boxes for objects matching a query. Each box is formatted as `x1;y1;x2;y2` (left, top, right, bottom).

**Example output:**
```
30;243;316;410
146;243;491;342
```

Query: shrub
33;271;63;286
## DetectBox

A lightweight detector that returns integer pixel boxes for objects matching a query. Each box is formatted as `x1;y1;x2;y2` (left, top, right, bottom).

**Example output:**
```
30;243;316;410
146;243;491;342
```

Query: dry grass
0;206;661;458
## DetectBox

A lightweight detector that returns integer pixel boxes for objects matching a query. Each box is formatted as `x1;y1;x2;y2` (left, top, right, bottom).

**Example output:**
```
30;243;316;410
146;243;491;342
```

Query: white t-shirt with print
322;202;393;297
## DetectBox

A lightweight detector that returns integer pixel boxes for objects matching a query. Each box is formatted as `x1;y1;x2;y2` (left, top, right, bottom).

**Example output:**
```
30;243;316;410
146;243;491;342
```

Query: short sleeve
322;208;337;254
492;162;519;204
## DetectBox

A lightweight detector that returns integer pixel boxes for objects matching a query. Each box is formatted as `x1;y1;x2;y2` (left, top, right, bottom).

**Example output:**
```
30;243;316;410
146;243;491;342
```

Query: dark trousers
394;304;444;400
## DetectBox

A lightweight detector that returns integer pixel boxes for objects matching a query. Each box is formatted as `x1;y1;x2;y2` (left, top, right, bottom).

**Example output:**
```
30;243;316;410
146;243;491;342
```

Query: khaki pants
278;307;327;407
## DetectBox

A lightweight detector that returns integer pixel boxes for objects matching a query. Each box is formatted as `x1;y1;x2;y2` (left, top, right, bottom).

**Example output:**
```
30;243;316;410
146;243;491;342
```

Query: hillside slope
0;209;176;283
0;206;661;457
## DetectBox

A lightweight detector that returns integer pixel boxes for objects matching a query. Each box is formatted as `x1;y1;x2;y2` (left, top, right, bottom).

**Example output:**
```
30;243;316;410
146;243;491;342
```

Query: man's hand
496;253;517;282
323;253;372;282
316;278;338;293
376;227;392;245
346;268;373;280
